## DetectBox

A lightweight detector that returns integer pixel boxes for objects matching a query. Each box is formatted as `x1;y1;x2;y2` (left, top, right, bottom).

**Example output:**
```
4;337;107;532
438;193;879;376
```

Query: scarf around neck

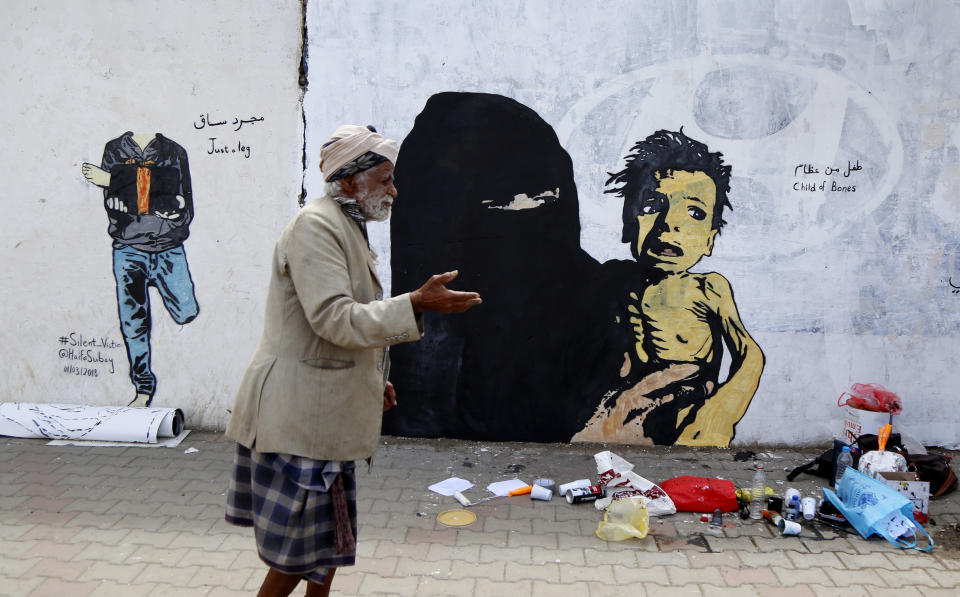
331;196;369;244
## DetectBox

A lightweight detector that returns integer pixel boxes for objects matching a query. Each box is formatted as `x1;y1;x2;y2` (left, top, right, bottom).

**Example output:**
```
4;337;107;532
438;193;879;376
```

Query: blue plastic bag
822;467;933;551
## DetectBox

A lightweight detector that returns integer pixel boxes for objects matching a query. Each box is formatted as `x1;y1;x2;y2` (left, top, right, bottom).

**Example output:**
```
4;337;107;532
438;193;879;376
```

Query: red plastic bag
659;476;739;512
837;383;902;414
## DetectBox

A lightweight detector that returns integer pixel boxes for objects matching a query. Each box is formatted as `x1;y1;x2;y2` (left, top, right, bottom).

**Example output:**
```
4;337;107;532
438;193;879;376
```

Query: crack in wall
298;0;309;206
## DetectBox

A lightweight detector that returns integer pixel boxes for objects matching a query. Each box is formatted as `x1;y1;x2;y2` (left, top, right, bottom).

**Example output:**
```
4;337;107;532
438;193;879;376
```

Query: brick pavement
0;431;957;596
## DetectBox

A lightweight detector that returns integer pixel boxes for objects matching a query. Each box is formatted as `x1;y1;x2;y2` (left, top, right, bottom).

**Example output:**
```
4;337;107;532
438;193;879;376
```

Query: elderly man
225;125;481;597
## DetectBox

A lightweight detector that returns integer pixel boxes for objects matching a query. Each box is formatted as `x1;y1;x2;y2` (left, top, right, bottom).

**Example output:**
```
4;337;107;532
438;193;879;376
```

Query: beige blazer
226;197;423;461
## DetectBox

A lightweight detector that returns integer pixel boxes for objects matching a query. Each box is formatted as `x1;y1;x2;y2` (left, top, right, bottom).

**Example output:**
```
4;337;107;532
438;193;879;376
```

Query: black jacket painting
100;132;193;253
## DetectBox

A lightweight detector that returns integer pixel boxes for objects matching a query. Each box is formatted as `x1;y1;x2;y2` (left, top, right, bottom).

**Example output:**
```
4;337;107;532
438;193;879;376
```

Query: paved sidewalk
0;431;957;596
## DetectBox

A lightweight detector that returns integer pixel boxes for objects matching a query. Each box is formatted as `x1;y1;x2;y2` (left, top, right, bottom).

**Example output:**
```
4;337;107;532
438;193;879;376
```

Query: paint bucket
534;478;555;494
766;496;783;513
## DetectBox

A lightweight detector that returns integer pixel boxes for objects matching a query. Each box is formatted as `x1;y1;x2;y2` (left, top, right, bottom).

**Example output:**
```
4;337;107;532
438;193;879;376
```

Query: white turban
319;125;399;181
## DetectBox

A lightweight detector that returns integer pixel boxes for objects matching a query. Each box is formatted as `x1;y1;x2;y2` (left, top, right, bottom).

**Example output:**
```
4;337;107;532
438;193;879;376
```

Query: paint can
558;479;591;495
708;507;724;536
766;496;783;514
710;508;723;528
565;485;605;504
533;478;555;495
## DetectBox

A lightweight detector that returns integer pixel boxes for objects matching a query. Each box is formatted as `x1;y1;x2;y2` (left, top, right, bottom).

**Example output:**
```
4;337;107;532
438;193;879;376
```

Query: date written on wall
792;160;862;193
193;112;264;159
57;333;121;377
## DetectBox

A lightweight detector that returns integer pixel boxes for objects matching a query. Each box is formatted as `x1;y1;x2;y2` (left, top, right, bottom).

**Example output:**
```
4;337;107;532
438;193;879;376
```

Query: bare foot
128;393;152;408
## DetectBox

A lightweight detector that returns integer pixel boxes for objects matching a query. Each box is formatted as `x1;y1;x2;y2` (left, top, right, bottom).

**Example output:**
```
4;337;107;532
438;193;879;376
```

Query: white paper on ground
486;479;528;496
428;477;474;496
0;402;184;443
47;429;191;448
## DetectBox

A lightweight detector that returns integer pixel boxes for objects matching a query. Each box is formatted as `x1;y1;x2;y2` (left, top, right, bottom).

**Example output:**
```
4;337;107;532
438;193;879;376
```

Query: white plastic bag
858;450;908;480
593;450;677;516
595;496;649;541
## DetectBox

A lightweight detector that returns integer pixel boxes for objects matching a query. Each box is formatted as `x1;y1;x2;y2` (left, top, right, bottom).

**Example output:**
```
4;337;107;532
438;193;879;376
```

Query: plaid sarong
226;444;357;583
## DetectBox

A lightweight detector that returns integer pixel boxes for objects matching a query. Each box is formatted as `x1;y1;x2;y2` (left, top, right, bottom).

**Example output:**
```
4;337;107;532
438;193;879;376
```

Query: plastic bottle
835;445;853;489
785;494;800;521
749;463;766;520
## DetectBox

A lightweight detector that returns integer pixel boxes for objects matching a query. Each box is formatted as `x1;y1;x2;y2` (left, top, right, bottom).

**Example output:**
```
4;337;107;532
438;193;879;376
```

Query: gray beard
358;191;393;222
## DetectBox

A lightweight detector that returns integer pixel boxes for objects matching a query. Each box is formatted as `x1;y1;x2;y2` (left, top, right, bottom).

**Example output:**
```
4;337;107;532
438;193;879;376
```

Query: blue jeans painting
113;244;199;397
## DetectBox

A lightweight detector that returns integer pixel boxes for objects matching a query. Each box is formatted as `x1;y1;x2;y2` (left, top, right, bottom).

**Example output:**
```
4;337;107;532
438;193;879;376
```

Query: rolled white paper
0;403;185;444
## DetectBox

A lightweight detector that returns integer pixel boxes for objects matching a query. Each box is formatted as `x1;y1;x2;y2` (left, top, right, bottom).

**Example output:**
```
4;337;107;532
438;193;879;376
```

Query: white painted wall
305;1;960;447
2;1;956;447
0;1;303;431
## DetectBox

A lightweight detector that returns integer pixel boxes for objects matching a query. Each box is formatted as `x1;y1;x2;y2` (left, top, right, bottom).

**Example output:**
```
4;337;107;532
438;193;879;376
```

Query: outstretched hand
382;381;397;412
410;270;482;314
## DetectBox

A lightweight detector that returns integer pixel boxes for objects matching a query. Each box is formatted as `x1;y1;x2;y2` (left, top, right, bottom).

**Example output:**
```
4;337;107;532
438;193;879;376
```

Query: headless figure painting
81;132;199;407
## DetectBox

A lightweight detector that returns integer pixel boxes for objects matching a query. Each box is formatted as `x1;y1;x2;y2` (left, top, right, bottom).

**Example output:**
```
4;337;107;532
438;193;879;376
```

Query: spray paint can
558;479;592;495
708;507;724;536
565;485;605;504
710;508;723;528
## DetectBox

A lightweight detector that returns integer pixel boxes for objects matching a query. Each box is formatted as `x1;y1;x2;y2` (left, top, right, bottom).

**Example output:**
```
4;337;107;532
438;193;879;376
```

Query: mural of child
81;131;199;407
573;129;764;447
384;94;761;447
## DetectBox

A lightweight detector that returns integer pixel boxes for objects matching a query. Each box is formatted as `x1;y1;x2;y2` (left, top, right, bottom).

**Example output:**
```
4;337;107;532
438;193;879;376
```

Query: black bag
855;433;907;457
908;453;958;497
787;439;847;482
787;434;956;496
